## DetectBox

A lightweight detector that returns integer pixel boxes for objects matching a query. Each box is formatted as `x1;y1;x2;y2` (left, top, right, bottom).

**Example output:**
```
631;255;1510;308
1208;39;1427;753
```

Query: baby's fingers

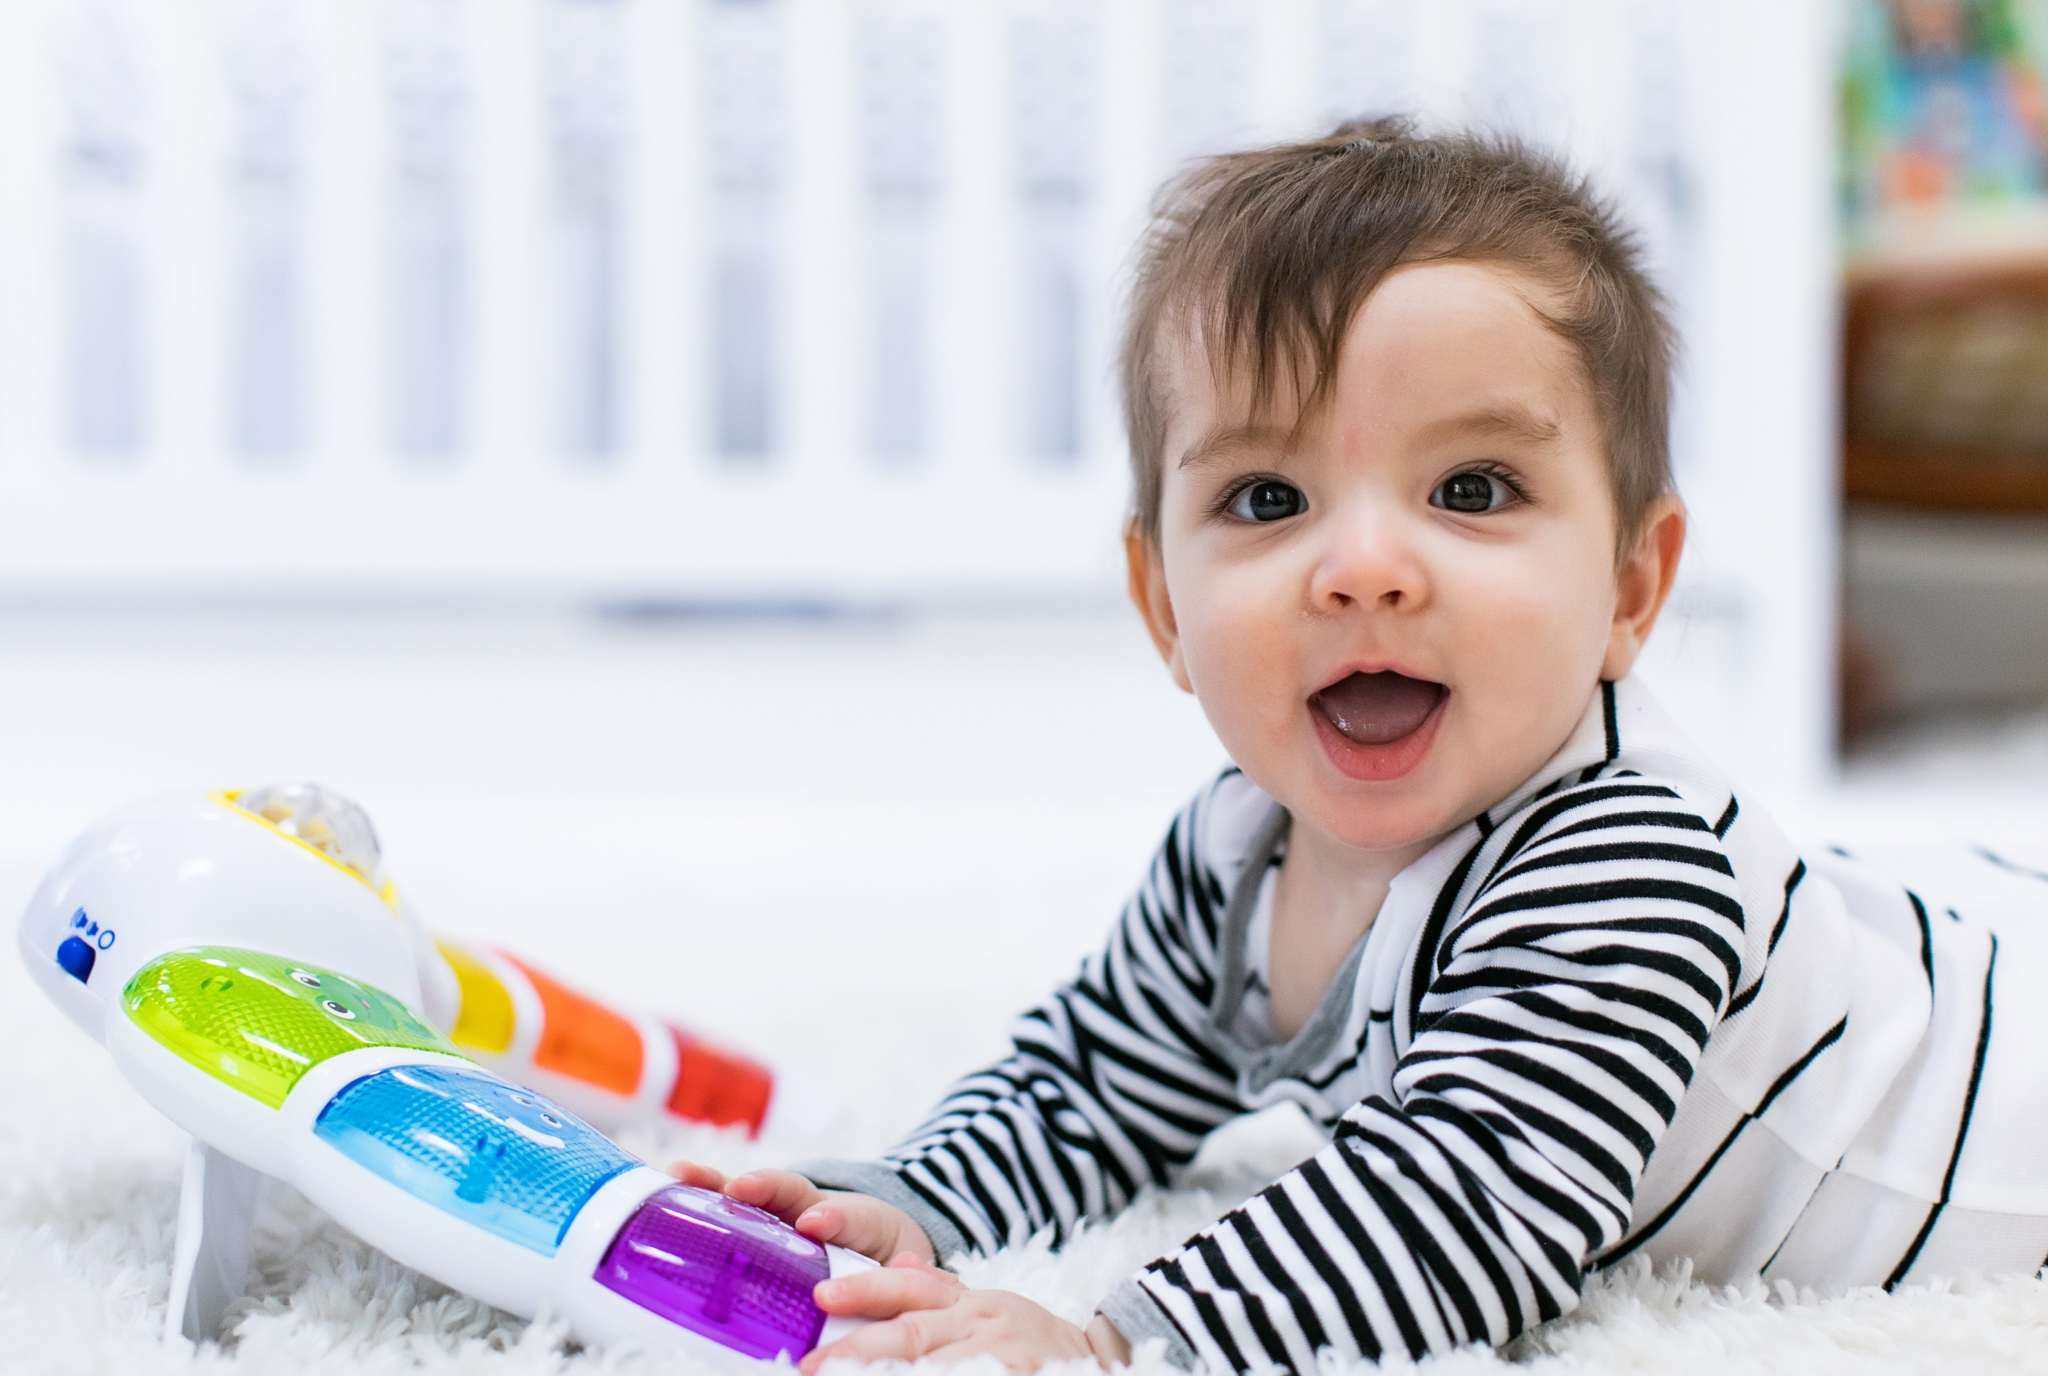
793;1201;933;1265
724;1168;825;1222
665;1160;727;1191
812;1258;963;1320
799;1307;968;1376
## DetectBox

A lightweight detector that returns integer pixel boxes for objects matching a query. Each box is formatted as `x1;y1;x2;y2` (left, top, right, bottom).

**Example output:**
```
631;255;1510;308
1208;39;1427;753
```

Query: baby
671;114;2048;1373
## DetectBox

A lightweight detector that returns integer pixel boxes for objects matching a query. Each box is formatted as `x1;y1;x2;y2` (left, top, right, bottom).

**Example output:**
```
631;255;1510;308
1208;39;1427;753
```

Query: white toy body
20;786;868;1367
19;790;425;1045
21;786;793;1142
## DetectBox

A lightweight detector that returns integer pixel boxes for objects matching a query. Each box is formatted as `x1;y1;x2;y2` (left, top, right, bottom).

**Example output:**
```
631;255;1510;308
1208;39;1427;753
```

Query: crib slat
301;0;376;476
471;0;545;478
784;0;858;489
624;0;701;477
141;0;221;479
934;0;1011;479
0;0;59;471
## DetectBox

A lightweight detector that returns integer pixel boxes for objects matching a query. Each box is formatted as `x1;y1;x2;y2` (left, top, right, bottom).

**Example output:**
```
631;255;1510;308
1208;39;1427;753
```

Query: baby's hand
663;1160;935;1266
800;1255;1120;1374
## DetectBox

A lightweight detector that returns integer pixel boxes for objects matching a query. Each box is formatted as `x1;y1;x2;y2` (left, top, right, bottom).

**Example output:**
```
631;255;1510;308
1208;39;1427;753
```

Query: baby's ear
1123;520;1192;694
1603;493;1687;682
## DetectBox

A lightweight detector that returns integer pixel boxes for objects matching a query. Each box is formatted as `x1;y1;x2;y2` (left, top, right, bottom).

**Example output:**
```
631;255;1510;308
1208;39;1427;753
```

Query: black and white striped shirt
799;672;2047;1372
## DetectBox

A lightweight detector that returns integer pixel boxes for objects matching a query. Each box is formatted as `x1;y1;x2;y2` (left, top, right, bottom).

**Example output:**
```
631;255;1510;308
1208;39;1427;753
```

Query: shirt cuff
1097;1276;1203;1372
788;1157;975;1263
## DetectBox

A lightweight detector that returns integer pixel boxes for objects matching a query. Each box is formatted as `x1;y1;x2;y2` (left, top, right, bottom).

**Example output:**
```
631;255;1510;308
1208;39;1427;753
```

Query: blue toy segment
57;935;96;984
594;1184;831;1361
313;1064;636;1256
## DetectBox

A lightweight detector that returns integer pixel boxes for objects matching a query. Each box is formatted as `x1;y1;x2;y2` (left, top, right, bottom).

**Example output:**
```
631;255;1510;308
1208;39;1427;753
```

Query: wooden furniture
1843;236;2048;513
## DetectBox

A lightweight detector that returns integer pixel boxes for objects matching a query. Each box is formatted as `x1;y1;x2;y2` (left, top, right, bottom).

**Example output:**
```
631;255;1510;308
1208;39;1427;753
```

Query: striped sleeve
795;769;1251;1259
1105;776;1747;1371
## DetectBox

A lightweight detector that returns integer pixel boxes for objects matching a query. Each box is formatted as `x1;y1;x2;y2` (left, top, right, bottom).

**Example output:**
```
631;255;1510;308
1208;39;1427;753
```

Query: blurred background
0;0;2042;1098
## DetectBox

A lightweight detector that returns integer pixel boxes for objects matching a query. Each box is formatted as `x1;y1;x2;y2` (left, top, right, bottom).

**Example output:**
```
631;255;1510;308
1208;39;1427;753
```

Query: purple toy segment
594;1184;831;1361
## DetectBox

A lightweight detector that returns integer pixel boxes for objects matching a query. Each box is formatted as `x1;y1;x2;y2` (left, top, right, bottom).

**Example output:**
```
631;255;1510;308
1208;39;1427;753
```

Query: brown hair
1116;113;1680;572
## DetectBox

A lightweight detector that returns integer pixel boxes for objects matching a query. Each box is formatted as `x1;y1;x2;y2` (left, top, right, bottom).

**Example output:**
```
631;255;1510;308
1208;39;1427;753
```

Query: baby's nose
1306;520;1426;611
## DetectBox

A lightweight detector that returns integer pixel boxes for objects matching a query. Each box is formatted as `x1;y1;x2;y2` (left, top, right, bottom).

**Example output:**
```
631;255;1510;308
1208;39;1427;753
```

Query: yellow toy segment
436;939;517;1054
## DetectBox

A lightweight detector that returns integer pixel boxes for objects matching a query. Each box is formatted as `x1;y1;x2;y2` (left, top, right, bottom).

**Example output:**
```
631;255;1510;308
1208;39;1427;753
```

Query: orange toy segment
499;952;645;1095
436;939;516;1054
666;1024;774;1136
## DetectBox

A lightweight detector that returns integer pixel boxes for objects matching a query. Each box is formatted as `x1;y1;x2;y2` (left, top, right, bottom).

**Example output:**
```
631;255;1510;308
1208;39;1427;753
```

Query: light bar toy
18;785;866;1367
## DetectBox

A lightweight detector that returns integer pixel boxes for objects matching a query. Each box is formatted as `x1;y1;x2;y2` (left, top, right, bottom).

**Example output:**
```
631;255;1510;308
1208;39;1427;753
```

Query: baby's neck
1274;812;1437;945
1264;817;1436;1041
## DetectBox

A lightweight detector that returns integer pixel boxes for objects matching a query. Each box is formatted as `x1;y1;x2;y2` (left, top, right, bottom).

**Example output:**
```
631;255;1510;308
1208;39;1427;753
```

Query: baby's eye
1433;466;1525;515
1223;479;1305;523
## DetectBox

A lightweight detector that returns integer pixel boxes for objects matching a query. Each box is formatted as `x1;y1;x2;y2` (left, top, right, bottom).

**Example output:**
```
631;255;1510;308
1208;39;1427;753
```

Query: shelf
1845;447;2048;513
1843;202;2048;283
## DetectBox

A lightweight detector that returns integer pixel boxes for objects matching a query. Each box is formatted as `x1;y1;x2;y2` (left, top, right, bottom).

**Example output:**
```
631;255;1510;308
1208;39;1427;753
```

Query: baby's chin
1286;787;1453;861
1228;731;1462;856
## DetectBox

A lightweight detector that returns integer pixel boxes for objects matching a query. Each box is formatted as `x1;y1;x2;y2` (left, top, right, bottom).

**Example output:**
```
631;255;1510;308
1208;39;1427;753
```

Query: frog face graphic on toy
125;947;453;1108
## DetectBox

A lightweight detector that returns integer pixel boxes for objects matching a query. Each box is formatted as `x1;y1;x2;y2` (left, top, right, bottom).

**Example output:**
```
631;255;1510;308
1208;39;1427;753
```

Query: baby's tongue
1312;671;1444;745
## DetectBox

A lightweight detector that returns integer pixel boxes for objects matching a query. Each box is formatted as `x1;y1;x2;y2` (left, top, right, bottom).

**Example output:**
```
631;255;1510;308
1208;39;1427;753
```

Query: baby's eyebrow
1176;423;1293;474
1176;401;1563;477
1414;401;1564;448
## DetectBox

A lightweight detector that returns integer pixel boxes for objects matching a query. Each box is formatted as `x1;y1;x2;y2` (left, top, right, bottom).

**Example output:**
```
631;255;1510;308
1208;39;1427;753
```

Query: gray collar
1203;800;1374;1093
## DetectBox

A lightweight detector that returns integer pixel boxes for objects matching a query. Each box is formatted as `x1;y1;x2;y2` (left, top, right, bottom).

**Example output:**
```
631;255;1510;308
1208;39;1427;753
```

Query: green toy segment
122;946;465;1108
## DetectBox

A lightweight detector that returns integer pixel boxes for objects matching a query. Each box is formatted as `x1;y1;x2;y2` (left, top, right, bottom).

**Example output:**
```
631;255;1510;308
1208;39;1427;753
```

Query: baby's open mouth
1309;670;1448;746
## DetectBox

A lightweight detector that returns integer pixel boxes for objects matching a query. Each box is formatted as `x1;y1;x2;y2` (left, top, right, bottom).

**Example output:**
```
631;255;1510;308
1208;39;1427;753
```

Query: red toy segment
666;1025;774;1136
500;952;645;1095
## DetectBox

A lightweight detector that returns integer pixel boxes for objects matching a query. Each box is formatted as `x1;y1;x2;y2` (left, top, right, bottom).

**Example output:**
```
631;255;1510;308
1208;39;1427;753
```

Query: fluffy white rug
10;947;2048;1376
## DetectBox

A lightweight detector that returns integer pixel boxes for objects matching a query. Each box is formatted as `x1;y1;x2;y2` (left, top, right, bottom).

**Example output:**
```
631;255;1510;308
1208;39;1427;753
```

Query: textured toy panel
666;1025;774;1135
595;1184;831;1361
124;947;460;1108
314;1063;637;1255
499;951;646;1094
435;939;516;1054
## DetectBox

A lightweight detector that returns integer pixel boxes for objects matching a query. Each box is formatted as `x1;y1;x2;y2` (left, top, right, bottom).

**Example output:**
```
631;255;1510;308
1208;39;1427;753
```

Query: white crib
0;0;1842;799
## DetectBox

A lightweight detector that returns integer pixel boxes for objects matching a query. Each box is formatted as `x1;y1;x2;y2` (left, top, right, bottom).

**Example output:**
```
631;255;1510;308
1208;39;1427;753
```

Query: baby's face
1136;259;1666;861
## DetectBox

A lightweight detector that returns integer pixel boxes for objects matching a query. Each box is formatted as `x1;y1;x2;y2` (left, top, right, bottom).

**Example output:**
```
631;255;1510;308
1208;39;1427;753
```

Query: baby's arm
1100;777;1746;1370
792;770;1253;1261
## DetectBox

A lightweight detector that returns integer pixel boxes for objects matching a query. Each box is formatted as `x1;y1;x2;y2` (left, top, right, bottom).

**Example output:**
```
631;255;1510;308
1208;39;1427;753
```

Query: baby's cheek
1185;623;1293;763
1465;574;1593;668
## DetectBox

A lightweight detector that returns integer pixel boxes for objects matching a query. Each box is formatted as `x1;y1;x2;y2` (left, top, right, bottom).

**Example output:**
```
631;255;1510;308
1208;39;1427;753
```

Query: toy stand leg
166;1138;266;1346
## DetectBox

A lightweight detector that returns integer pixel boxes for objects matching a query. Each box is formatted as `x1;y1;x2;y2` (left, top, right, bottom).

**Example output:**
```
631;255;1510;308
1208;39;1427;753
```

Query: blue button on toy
57;935;96;984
